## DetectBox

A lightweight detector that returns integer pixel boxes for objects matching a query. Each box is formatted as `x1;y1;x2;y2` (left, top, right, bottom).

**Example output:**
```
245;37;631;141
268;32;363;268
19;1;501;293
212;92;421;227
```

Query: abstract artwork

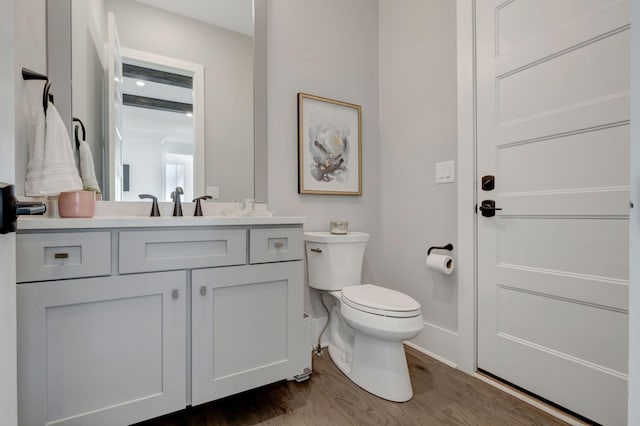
297;93;362;195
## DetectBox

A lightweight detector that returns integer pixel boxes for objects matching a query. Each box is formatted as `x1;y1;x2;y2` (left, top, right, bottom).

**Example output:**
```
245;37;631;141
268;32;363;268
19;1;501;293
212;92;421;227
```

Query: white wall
121;139;193;202
266;0;381;315
629;0;640;423
378;0;459;363
0;1;17;423
12;2;47;422
106;0;254;201
14;0;47;197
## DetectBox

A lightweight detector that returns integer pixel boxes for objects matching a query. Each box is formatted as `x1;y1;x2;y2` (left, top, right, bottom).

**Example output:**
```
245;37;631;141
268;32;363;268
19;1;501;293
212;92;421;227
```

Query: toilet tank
304;232;369;291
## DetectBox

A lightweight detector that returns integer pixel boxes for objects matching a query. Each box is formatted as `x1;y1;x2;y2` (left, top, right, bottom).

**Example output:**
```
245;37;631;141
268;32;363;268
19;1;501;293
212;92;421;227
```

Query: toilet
304;231;424;402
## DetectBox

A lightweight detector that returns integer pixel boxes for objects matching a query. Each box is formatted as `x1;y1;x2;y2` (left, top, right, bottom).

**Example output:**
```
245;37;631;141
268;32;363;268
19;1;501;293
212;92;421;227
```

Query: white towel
25;102;83;196
79;139;101;193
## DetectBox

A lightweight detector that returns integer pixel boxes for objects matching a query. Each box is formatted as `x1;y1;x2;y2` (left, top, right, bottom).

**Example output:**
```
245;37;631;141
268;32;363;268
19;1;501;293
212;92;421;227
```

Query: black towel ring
74;125;81;150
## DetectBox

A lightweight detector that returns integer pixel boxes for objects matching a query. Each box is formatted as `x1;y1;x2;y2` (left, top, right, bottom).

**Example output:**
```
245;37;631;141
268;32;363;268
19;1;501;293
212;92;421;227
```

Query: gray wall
14;0;47;197
72;0;106;194
0;0;17;423
266;0;381;315
106;0;254;201
629;0;640;421
378;0;458;360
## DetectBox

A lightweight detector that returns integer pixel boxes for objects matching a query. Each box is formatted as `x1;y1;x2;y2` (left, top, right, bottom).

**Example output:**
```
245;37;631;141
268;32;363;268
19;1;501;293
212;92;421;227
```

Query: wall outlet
207;186;220;200
435;160;455;184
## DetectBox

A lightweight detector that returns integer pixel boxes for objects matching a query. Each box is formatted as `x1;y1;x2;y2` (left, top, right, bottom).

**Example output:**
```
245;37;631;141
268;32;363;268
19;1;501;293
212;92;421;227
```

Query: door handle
479;200;502;217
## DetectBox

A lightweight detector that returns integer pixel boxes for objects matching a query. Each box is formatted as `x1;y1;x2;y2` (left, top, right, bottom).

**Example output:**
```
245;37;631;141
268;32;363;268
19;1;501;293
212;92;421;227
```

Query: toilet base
328;330;414;402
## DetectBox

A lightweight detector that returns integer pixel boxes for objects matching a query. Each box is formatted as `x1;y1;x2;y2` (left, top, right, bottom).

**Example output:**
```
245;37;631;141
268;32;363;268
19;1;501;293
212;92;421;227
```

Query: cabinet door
17;272;187;426
191;261;304;405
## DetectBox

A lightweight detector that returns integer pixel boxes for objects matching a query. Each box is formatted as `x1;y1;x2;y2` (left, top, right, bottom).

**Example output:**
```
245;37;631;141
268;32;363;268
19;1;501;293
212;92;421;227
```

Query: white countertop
18;215;307;230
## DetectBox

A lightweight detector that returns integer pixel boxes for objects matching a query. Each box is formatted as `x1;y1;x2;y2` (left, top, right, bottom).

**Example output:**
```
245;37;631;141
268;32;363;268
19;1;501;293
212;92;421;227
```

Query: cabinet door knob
274;242;284;248
200;286;207;296
54;252;69;259
172;289;179;299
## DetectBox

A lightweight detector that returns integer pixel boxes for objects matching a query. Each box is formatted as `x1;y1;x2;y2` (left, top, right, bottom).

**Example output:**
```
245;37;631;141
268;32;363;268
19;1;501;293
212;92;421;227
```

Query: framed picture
298;93;362;195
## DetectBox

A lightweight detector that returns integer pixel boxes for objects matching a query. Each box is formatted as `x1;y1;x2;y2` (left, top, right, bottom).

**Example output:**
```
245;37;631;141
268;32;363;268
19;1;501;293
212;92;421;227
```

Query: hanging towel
78;139;101;193
25;102;83;196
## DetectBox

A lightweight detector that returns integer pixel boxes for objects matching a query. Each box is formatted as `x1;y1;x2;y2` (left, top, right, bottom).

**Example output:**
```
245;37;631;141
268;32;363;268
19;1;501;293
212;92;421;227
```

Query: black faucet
139;194;160;217
193;195;212;216
171;187;184;217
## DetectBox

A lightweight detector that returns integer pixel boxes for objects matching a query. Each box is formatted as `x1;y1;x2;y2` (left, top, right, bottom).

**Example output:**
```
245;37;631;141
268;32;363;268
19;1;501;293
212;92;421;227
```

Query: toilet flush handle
309;248;322;253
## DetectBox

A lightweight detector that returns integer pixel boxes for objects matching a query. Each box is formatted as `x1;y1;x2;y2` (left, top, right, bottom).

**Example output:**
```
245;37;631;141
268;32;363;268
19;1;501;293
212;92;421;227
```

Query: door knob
479;200;502;217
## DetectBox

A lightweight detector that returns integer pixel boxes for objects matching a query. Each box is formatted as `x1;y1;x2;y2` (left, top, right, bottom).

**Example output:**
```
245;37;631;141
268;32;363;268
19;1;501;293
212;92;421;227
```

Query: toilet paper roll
426;253;455;275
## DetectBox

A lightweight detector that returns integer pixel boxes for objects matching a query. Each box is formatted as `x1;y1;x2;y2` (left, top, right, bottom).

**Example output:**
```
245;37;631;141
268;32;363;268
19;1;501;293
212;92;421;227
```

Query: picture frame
297;93;362;195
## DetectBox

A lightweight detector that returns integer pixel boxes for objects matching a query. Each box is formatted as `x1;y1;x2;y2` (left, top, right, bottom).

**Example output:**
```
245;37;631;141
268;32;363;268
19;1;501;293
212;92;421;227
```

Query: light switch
435;161;455;184
207;186;220;199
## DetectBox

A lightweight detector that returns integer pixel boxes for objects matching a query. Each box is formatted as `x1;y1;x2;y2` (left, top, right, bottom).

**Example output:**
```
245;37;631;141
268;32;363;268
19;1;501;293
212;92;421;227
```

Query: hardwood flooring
135;346;568;425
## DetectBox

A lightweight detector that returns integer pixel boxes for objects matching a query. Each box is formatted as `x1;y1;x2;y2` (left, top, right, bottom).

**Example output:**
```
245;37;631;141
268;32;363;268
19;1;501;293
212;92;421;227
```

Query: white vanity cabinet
191;261;304;404
17;272;187;426
16;219;308;426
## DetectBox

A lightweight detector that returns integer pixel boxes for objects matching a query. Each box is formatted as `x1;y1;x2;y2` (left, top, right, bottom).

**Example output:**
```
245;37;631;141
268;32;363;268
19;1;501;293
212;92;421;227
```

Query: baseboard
408;321;459;368
403;341;458;369
473;373;589;426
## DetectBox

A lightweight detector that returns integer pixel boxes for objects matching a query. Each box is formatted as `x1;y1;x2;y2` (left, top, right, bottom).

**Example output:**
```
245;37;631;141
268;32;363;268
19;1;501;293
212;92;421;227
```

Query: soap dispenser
193;195;212;216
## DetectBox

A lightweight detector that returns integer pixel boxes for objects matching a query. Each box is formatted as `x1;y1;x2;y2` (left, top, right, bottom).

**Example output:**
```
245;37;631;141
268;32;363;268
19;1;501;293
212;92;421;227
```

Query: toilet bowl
305;232;424;402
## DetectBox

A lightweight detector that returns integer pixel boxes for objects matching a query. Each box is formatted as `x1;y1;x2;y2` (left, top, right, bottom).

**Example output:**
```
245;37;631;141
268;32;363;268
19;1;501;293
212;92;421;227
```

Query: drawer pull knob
172;289;179;300
200;286;207;296
274;242;284;248
54;253;69;259
309;248;322;253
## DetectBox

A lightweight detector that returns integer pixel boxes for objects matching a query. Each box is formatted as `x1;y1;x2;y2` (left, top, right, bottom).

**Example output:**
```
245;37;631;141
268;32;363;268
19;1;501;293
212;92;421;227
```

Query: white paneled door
476;1;630;425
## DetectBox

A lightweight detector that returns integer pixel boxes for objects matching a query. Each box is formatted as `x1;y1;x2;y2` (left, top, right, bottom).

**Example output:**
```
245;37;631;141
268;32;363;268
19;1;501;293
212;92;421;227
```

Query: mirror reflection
71;0;255;201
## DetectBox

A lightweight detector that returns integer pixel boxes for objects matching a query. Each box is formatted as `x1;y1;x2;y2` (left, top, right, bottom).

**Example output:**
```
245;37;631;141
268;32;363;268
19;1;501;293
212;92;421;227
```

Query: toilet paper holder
427;243;453;256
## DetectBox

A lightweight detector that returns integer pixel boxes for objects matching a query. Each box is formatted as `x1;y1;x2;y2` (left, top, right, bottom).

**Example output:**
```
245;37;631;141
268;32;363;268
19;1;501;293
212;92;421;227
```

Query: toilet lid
341;284;421;318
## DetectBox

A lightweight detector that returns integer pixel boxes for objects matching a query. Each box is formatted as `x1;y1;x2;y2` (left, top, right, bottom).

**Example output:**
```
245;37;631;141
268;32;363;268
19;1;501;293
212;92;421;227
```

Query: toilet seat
341;284;421;318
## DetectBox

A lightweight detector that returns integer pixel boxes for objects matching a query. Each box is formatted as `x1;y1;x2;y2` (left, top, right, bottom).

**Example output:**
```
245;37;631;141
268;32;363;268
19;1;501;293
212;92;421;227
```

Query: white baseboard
408;321;459;368
473;373;588;426
404;341;458;369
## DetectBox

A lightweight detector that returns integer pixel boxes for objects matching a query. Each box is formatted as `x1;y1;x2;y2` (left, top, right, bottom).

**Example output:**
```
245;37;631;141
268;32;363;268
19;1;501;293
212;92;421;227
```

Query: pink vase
58;190;96;218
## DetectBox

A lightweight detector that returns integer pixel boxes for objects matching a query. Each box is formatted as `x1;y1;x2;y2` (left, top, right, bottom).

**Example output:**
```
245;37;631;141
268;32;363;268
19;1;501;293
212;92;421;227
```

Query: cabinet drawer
119;229;247;273
249;228;303;264
16;232;111;282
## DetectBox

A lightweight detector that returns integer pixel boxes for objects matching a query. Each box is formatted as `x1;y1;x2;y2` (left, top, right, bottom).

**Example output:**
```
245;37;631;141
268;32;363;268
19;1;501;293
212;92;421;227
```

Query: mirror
54;0;266;202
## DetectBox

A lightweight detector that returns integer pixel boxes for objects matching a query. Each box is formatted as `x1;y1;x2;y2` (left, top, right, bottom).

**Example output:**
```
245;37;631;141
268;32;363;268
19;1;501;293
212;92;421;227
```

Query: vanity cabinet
17;271;187;426
191;261;304;404
16;221;308;426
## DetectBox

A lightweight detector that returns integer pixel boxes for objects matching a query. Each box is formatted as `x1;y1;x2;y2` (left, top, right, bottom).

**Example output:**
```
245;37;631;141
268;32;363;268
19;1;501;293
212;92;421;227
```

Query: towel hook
72;118;86;141
22;68;52;114
427;243;453;256
72;118;86;150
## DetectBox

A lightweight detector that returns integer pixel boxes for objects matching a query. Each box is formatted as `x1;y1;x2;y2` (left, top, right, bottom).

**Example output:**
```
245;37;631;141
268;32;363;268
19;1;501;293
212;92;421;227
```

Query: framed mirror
49;0;267;202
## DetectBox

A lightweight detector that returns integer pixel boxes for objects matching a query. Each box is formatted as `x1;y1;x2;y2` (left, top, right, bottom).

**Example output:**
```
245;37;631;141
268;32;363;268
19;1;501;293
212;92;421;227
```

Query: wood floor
135;346;568;425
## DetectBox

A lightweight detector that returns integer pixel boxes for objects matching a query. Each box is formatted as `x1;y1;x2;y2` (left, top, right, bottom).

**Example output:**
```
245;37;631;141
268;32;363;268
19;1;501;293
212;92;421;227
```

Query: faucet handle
193;195;212;216
171;187;184;217
138;194;160;217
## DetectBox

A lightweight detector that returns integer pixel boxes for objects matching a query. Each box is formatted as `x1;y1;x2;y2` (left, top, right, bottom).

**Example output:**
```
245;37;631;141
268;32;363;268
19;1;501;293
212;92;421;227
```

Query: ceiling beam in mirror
122;94;193;114
123;64;193;89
